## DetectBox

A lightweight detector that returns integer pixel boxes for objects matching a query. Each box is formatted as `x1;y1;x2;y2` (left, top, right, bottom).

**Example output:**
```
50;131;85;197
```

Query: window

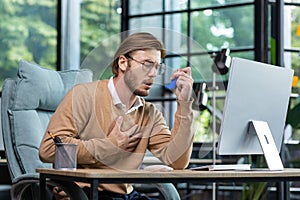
80;0;121;80
121;0;300;142
283;1;300;140
0;0;121;93
0;1;58;91
123;0;255;141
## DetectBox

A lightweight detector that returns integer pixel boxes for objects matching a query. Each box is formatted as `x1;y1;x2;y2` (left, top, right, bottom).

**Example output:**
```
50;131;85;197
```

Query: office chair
1;60;180;200
1;60;92;199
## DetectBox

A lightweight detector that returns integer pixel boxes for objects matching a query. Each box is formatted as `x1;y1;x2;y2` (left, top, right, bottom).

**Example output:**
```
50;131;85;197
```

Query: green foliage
194;109;213;142
241;156;269;200
291;7;300;74
0;0;121;90
288;6;300;140
80;0;121;64
79;0;121;80
181;1;254;83
0;0;57;90
242;182;268;200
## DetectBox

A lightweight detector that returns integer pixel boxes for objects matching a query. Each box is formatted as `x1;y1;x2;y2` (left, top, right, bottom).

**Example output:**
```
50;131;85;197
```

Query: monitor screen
217;57;294;156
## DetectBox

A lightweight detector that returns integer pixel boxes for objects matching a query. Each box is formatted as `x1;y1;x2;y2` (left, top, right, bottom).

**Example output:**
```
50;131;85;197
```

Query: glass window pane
129;14;189;54
286;5;300;48
191;5;254;52
190;55;227;83
229;51;254;60
80;0;121;79
126;1;256;105
289;51;300;91
165;0;187;11
290;52;300;82
129;0;187;14
191;0;254;9
0;1;57;91
129;16;163;29
286;51;300;140
165;13;188;54
129;0;163;15
190;51;254;83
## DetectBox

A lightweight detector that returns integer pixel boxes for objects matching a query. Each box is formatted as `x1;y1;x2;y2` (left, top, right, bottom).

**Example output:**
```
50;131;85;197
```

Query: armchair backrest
1;60;92;182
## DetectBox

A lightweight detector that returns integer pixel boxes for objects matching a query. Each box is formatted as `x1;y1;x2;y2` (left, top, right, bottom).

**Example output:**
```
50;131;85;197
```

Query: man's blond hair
111;32;166;76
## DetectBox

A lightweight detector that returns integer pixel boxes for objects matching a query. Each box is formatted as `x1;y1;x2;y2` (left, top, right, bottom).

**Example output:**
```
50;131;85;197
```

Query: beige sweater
39;80;194;194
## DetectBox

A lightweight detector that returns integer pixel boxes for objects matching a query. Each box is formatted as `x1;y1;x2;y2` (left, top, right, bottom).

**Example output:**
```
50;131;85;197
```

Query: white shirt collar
108;77;143;114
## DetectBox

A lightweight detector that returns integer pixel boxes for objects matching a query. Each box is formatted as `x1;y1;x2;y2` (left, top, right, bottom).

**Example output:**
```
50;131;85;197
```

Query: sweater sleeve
39;83;121;165
39;85;93;164
148;99;194;169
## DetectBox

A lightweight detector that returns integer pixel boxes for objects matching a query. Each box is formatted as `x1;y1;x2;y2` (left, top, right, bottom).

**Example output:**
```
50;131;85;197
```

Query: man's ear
118;55;127;72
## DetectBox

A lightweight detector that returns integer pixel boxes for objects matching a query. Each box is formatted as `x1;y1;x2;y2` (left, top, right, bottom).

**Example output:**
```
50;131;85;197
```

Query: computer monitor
217;57;294;170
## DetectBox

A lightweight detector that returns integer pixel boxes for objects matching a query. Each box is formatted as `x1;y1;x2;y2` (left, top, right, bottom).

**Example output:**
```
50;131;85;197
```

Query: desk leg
39;174;46;200
283;181;290;200
277;182;290;200
90;179;99;200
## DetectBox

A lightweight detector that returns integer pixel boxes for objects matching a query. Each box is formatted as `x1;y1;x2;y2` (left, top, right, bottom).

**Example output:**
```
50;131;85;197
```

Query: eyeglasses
126;55;166;75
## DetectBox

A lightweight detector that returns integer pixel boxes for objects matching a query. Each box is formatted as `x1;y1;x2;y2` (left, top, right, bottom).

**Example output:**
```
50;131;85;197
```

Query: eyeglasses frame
125;55;166;75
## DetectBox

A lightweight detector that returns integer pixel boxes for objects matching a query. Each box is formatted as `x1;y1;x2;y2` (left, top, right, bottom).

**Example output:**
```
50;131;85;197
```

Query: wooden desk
142;156;222;165
37;168;300;200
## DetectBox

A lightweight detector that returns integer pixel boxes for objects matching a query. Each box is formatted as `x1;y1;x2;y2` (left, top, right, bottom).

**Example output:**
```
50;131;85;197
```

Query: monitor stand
248;120;284;171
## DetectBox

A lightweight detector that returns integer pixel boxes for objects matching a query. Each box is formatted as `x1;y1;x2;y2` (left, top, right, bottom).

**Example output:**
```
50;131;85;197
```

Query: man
39;32;194;199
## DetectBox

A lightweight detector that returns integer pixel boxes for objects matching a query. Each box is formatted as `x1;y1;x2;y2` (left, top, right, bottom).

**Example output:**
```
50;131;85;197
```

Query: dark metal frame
120;0;297;69
56;0;62;71
39;169;296;200
254;0;268;62
122;1;256;61
120;0;259;128
270;0;285;66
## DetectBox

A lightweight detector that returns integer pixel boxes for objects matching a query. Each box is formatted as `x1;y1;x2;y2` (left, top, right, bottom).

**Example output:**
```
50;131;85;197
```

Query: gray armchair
1;60;180;200
1;60;92;200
